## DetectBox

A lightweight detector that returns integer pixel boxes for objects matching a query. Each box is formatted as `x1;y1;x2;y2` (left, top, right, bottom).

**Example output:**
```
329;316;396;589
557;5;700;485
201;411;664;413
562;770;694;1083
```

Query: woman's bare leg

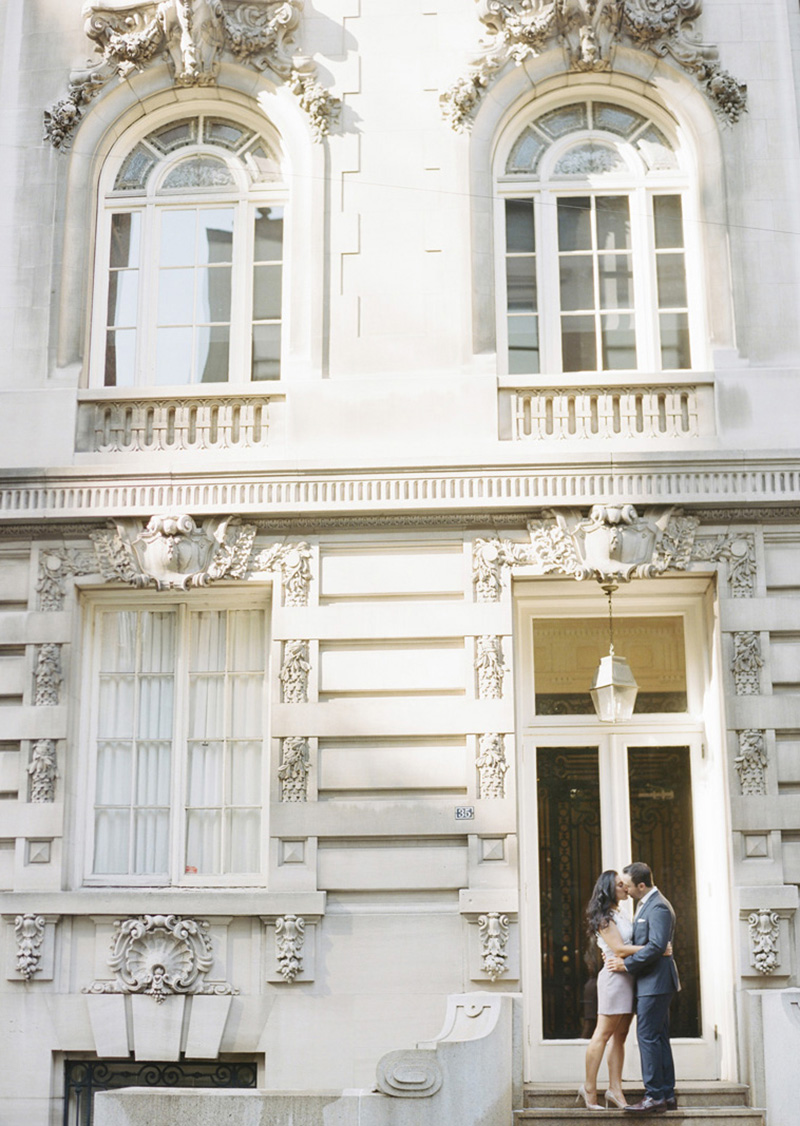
606;1013;634;1104
584;1014;622;1102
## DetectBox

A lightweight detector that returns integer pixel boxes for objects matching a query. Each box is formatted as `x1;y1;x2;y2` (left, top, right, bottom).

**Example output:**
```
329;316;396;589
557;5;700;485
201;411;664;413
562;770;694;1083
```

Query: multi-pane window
500;100;696;375
89;602;267;883
97;115;285;387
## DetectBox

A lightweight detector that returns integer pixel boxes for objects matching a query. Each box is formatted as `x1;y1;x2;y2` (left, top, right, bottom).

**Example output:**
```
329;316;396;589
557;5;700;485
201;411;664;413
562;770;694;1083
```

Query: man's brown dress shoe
624;1096;667;1113
664;1097;678;1110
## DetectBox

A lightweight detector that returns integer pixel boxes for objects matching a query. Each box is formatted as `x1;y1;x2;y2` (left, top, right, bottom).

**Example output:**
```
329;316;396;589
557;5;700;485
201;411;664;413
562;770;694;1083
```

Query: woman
578;870;641;1110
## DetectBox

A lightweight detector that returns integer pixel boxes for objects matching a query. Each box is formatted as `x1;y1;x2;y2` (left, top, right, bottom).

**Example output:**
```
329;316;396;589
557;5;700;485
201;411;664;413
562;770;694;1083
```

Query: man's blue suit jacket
622;889;681;996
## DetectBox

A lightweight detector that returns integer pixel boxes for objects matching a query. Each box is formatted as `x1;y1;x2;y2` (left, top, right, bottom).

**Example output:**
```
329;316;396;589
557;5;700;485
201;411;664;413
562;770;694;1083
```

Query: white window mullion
141;201;159;386
539;190;561;372
634;186;657;372
171;602;190;884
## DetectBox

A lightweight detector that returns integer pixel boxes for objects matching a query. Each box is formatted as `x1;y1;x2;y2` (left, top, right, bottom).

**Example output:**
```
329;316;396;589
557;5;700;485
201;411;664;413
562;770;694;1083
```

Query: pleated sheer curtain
93;605;266;880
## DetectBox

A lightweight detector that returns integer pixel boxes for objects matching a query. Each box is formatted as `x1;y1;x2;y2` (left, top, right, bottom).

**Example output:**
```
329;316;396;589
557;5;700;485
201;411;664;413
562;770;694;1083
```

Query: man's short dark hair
623;862;653;887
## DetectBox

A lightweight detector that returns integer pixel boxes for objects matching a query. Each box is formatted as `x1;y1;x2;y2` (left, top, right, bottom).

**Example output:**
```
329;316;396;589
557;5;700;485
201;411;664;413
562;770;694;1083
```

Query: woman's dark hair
586;869;619;938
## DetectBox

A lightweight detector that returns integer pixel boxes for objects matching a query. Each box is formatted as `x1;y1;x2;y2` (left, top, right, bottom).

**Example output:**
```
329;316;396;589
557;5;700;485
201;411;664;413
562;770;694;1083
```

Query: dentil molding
44;0;340;149
441;0;747;132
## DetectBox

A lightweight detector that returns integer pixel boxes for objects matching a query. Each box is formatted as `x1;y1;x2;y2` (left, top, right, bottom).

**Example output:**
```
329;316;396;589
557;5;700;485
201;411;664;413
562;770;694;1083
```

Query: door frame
513;576;737;1083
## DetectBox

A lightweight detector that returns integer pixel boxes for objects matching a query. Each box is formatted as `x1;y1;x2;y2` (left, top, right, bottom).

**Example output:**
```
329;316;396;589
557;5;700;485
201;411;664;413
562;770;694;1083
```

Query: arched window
498;99;699;376
93;113;285;387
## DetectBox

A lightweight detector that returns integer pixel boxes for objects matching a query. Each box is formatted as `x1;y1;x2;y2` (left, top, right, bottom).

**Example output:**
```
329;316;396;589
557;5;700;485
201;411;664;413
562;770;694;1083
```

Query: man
606;862;680;1114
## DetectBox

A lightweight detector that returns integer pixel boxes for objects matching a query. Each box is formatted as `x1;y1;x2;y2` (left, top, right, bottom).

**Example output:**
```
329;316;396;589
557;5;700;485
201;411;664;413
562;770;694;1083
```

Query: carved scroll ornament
254;541;313;606
442;0;746;132
275;914;305;981
35;644;63;706
732;632;763;695
278;736;310;801
15;915;46;981
28;740;58;803
748;908;780;975
477;733;509;798
475;635;506;699
45;1;340;149
91;514;256;591
84;914;237;1003
478;912;510;981
735;730;767;795
280;640;311;703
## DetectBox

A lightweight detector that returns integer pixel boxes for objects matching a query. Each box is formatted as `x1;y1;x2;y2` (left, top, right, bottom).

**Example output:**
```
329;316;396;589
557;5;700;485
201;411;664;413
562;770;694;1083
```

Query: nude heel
605;1090;627;1109
577;1084;606;1110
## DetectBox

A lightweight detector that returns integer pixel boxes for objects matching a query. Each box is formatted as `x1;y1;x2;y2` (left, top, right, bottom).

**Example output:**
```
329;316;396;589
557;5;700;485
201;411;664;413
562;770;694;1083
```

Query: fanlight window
96;115;284;387
500;100;694;376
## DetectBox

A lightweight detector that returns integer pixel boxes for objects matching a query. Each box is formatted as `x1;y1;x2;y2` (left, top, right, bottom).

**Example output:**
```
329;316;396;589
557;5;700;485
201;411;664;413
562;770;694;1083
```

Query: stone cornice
2;457;800;524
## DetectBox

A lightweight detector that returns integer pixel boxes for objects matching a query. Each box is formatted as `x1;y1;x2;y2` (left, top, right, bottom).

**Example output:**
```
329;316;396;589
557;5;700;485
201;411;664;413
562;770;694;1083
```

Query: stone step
515;1110;764;1126
523;1084;751;1110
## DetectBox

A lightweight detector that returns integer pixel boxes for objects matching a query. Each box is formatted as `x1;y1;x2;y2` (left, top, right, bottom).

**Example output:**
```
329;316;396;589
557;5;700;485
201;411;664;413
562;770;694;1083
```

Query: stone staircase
516;1083;765;1125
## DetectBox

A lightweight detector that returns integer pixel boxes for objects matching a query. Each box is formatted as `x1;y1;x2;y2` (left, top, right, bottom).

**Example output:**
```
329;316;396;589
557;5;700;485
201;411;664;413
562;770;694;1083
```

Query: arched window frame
493;95;709;378
89;108;289;389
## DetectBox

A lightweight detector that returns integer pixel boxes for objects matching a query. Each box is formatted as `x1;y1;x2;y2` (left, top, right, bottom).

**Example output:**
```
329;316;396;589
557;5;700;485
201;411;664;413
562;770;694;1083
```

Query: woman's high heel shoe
604;1090;627;1109
576;1084;605;1110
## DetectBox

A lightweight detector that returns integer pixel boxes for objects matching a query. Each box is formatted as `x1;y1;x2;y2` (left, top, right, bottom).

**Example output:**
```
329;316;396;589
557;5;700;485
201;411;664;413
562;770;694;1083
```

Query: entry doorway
514;578;735;1083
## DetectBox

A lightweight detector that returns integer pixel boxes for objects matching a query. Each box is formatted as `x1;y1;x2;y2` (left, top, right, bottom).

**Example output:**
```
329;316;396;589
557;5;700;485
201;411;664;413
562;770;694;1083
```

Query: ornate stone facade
475;635;506;700
34;644;63;706
478;912;509;981
254;542;313;606
748;908;780;975
28;740;58;803
84;915;237;1003
735;730;768;795
441;0;746;131
278;736;310;801
45;0;340;148
14;914;46;981
477;734;509;799
274;914;305;981
732;632;763;695
280;640;311;703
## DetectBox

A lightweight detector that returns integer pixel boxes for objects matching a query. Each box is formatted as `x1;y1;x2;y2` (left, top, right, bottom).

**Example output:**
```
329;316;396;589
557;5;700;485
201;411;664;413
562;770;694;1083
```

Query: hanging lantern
590;583;638;722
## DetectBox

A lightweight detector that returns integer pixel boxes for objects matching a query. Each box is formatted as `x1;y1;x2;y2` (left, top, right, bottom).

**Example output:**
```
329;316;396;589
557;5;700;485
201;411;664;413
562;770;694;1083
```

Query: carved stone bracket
475;635;506;699
279;640;311;703
691;533;757;597
253;541;313;605
477;734;509;798
478;912;509;981
28;739;58;803
441;0;746;132
735;730;768;795
14;915;46;981
91;514;257;591
45;0;340;149
84;914;237;1003
34;644;63;706
748;907;780;975
274;914;305;981
278;736;310;801
732;632;763;695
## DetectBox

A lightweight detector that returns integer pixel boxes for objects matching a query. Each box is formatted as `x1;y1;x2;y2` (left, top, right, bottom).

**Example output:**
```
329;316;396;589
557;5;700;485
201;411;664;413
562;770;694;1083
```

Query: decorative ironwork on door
63;1059;257;1126
537;746;602;1039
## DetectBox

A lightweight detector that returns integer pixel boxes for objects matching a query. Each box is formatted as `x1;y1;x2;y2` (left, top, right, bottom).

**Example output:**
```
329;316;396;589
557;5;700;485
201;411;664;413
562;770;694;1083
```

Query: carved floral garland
441;0;746;132
45;0;340;149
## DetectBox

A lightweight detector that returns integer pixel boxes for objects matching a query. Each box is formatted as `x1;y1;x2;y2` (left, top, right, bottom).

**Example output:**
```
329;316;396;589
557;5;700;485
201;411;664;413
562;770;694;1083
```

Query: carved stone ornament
477;733;509;798
28;739;58;803
478;912;510;981
441;0;746;133
475;635;507;699
34;644;63;706
274;914;305;981
748;908;780;975
45;0;340;149
692;533;757;598
735;730;767;796
473;505;698;599
83;914;237;1003
14;914;46;981
278;736;310;801
91;514;257;591
36;547;97;611
732;632;763;695
375;1050;444;1099
253;541;313;606
279;640;311;703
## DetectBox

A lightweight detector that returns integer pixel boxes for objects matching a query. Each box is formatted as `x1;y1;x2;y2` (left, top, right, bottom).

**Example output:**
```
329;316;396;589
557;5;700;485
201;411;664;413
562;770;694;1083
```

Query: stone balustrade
508;385;704;441
76;394;273;453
